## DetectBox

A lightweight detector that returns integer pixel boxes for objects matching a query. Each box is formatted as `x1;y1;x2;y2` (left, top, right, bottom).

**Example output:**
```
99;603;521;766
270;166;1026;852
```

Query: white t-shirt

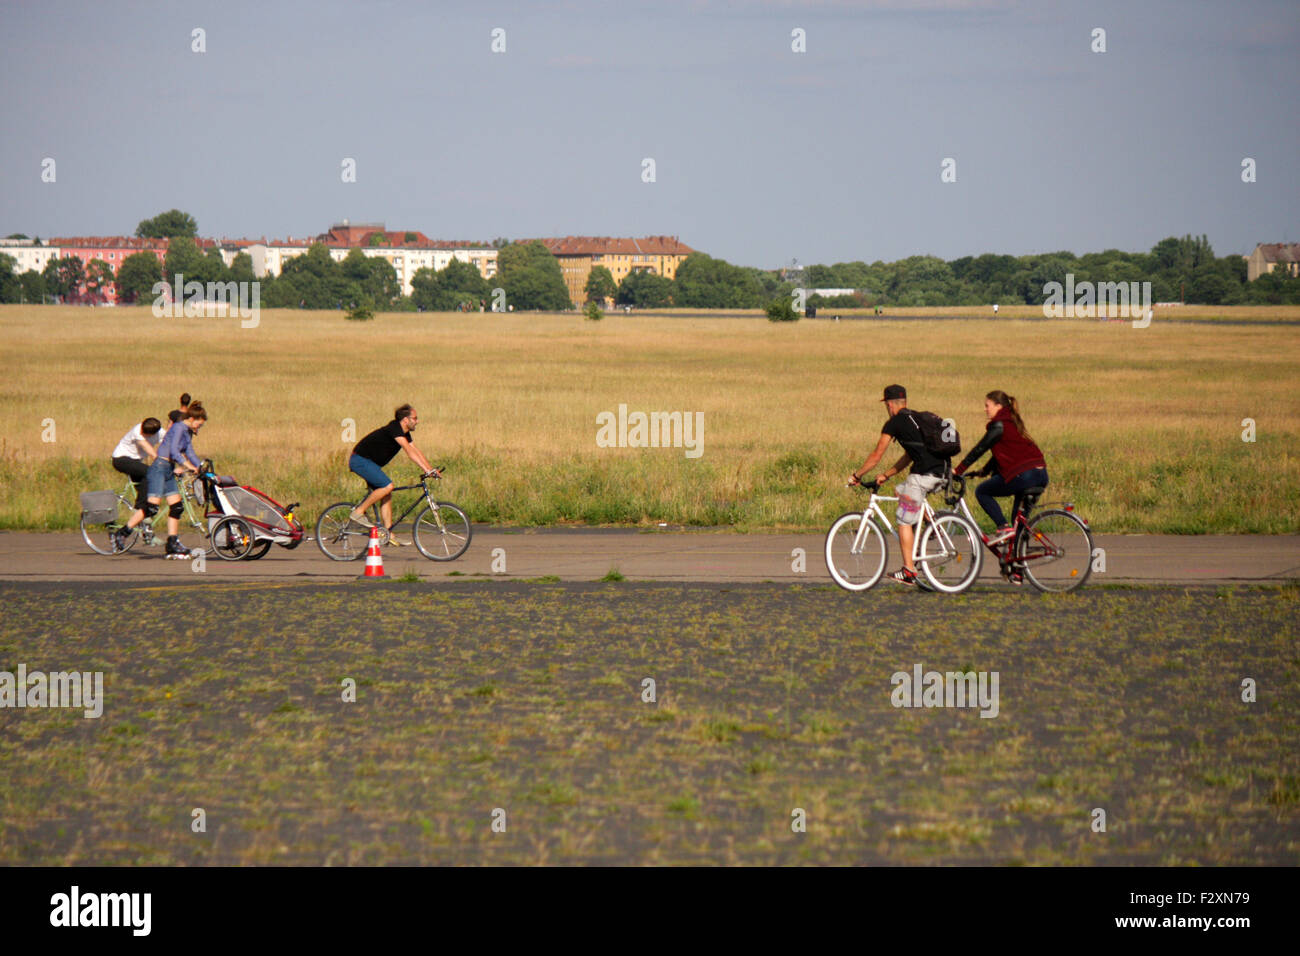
112;424;157;460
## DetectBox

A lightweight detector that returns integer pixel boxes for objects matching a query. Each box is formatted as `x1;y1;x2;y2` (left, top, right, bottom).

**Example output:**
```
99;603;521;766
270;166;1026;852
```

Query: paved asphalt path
2;530;1298;585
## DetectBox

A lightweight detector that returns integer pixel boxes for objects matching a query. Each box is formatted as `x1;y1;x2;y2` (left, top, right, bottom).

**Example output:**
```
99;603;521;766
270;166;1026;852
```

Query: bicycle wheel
917;511;982;593
80;495;138;555
316;502;370;561
210;515;254;561
245;540;273;560
413;502;472;561
1016;509;1093;593
824;512;888;591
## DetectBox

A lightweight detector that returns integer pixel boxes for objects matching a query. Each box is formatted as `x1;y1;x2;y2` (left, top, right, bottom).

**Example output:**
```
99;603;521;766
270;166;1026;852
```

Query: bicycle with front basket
315;467;471;561
79;467;207;555
943;472;1094;592
824;478;982;592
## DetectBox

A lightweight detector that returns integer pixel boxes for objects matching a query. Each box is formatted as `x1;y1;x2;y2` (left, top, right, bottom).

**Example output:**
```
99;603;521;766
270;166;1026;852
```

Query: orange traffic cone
362;525;386;578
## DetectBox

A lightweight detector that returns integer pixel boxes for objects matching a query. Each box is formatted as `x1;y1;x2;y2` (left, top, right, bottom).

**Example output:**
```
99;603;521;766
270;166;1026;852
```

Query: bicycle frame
945;478;1082;568
850;491;963;567
127;473;206;535
363;477;441;527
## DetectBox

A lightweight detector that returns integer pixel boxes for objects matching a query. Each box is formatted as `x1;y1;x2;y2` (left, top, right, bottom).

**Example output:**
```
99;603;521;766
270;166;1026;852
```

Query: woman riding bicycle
114;402;208;558
952;390;1048;581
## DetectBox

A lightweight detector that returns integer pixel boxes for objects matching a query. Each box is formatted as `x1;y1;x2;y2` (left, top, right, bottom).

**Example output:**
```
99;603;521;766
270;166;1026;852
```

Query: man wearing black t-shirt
849;384;946;587
348;404;438;544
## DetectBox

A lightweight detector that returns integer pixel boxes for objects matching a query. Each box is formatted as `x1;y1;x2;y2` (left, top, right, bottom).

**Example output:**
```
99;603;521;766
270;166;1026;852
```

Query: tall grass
1;305;1297;532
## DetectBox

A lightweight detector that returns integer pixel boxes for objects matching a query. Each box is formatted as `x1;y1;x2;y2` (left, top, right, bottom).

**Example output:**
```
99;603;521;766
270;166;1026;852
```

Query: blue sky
2;0;1296;266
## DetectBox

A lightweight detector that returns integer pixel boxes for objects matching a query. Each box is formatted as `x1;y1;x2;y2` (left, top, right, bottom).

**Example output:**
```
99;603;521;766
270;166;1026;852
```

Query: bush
766;297;799;322
345;302;375;321
584;301;604;321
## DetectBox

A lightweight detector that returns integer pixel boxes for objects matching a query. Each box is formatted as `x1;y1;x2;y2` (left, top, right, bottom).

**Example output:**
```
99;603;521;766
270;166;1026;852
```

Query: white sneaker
349;510;374;528
385;529;407;546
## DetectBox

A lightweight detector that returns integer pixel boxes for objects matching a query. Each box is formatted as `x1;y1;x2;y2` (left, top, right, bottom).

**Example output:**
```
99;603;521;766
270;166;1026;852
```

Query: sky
2;0;1297;268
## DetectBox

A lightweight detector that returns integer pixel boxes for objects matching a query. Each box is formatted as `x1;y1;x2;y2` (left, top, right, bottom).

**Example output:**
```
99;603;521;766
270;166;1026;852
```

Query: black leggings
112;456;150;510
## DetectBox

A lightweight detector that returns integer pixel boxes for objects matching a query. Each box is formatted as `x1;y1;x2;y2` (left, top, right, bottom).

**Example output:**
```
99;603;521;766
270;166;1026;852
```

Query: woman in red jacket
952;390;1048;549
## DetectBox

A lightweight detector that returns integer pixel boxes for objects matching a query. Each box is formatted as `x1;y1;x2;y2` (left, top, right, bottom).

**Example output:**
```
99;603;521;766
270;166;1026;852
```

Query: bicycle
943;472;1094;593
79;467;208;555
824;479;982;593
315;467;471;562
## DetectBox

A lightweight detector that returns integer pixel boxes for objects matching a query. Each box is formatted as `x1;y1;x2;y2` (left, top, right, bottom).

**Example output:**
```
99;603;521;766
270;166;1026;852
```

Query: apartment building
524;236;695;305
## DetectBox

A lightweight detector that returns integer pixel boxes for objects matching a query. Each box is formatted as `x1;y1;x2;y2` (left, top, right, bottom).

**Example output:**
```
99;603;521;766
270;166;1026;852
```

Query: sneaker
349;510;375;528
385;529;406;546
111;529;129;554
986;526;1015;545
888;568;918;587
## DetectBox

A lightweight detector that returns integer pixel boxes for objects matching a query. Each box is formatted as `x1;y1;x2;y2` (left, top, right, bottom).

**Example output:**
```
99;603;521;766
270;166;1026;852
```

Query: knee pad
169;502;185;519
144;502;160;518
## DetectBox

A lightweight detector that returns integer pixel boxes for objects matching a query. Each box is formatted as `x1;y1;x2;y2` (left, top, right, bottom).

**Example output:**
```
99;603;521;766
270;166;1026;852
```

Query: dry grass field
2;304;1297;532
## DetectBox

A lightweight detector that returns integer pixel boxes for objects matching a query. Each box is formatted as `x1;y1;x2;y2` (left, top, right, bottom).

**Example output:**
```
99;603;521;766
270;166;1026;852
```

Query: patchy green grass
0;581;1296;865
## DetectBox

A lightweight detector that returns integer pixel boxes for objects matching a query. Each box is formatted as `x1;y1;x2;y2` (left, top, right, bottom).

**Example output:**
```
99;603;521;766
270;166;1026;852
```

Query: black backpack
907;411;961;459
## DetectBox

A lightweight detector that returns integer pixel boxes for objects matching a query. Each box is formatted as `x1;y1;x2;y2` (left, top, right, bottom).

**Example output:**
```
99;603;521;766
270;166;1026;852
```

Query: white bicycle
824;478;983;593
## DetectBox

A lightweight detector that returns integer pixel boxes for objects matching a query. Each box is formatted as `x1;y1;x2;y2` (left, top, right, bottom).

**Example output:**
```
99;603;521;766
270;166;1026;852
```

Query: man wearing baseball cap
848;384;948;586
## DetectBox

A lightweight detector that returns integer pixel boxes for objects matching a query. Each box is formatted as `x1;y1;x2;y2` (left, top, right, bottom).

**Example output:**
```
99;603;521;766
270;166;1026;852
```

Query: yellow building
1246;243;1300;281
529;236;695;305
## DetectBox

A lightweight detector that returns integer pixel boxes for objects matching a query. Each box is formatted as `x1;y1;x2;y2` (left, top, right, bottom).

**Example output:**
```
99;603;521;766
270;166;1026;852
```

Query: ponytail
986;390;1034;445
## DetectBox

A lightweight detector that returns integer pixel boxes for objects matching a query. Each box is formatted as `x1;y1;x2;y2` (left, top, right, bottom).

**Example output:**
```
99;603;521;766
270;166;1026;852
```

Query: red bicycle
943;472;1094;592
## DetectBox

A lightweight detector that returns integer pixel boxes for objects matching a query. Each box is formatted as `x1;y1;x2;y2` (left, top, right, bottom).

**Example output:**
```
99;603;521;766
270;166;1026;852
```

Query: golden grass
651;305;1300;321
2;305;1298;531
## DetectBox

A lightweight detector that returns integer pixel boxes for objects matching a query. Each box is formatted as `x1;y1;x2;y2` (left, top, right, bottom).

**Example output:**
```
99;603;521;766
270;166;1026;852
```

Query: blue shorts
349;454;392;491
146;457;180;500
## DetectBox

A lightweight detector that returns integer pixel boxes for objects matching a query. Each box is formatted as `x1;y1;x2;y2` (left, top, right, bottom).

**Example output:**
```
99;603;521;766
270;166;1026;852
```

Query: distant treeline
3;233;1298;310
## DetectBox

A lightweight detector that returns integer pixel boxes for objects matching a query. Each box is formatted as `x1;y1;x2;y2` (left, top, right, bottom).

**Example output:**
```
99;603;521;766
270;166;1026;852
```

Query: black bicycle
315;468;471;562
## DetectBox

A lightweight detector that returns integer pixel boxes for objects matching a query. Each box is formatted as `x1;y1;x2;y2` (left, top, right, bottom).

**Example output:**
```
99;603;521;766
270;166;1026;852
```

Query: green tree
43;256;85;301
584;265;617;303
410;258;491;311
84;259;115;302
115;251;163;304
136;209;198;239
0;253;19;303
616;270;675;307
1188;271;1228;305
228;251;256;285
164;237;207;283
494;242;571;310
264;244;347;308
673;253;766;308
887;255;957;306
19;270;46;303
